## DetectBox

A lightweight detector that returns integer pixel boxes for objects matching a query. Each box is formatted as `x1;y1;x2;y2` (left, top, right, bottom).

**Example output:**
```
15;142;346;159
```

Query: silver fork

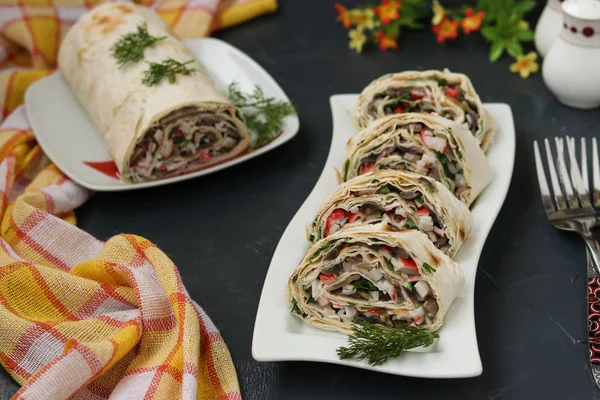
533;137;600;273
534;136;600;388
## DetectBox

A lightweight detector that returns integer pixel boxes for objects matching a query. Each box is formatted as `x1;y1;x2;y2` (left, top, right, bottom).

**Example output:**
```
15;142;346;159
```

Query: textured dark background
3;0;600;399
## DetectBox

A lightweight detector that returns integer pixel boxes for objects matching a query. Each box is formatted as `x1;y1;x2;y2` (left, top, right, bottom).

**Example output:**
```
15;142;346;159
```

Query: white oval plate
24;38;299;191
252;95;515;378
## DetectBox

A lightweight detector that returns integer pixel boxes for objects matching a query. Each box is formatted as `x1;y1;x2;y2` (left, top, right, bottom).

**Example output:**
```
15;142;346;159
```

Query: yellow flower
518;20;529;30
432;0;446;26
510;52;539;78
349;27;367;54
350;9;377;30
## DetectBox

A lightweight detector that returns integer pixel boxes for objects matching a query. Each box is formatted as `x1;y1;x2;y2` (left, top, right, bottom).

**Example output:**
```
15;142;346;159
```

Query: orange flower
375;30;399;51
432;17;459;43
375;0;401;25
461;8;485;34
335;3;352;29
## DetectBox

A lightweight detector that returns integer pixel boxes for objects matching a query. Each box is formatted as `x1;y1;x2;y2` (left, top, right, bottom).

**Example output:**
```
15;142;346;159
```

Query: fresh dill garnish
111;23;166;67
228;82;296;148
142;58;196;86
337;318;438;366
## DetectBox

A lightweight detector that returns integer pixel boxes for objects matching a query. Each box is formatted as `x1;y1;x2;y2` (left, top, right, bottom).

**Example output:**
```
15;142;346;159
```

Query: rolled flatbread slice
308;170;472;257
288;224;465;334
342;113;492;206
58;3;250;183
355;69;497;151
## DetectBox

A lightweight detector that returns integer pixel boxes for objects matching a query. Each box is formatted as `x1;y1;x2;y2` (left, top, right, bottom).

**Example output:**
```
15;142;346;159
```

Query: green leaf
489;41;505;62
505;39;523;58
516;29;535;41
481;26;497;41
512;0;536;16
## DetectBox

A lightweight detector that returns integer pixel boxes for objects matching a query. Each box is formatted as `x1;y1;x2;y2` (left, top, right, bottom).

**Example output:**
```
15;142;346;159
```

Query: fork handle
584;233;600;276
587;246;600;387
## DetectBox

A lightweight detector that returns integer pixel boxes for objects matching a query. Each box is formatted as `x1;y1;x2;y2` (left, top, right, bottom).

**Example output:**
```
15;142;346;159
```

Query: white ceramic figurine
542;0;600;109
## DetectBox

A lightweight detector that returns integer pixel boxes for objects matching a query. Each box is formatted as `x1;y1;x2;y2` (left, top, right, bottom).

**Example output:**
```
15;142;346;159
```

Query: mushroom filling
124;106;242;182
303;243;438;328
322;187;450;253
366;78;480;135
355;123;466;198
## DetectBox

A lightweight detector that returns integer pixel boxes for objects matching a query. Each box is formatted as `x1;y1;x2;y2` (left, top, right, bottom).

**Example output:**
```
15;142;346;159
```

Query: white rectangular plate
24;38;299;191
252;95;515;378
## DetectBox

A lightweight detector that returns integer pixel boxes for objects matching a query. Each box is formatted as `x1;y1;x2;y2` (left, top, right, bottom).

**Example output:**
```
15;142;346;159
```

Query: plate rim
24;37;300;192
251;95;516;379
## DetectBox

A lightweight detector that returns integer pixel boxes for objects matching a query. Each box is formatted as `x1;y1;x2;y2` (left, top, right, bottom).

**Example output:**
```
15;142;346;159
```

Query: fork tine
554;137;577;208
534;140;556;214
581;138;589;193
566;136;592;208
593;137;600;208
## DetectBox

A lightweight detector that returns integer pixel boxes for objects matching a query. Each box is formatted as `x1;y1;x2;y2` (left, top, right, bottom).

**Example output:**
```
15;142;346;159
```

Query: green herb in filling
385;259;394;271
291;299;307;318
308;234;315;242
422;262;436;275
371;178;380;184
418;195;425;204
378;186;391;195
433;77;447;87
307;297;317;304
351;278;378;292
292;274;298;283
405;282;414;291
173;136;190;146
344;160;350;181
435;151;454;178
404;220;417;229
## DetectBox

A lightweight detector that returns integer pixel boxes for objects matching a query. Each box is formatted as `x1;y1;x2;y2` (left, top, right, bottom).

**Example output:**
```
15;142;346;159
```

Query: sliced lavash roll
58;3;250;183
308;170;472;257
342;113;492;206
287;224;465;334
355;69;497;151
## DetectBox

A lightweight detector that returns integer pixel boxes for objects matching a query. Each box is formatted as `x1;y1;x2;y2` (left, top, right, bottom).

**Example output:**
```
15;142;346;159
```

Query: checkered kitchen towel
0;0;277;399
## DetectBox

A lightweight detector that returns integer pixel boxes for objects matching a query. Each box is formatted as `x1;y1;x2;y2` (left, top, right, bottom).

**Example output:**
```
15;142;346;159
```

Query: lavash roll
355;69;496;151
342;113;492;206
287;224;465;334
58;3;249;183
308;170;472;257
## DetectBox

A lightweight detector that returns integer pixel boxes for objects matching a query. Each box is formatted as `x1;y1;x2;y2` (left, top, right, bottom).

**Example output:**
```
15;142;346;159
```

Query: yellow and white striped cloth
0;0;277;398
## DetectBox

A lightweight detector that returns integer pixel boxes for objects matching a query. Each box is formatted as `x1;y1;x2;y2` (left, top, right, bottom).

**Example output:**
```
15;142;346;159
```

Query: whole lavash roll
342;113;492;206
58;3;249;183
308;170;472;257
355;69;497;151
287;224;465;334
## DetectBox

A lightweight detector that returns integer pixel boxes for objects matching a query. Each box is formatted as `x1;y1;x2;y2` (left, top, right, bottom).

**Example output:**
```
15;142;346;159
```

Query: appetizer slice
342;113;492;206
308;170;472;257
355;69;497;151
288;225;464;334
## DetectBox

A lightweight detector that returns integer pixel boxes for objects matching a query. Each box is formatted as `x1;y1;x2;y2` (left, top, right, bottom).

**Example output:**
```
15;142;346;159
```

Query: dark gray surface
3;0;600;398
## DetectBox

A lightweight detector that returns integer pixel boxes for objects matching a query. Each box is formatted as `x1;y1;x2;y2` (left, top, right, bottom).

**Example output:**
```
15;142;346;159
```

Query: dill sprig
111;23;166;67
337;318;438;366
228;82;296;148
142;58;196;86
